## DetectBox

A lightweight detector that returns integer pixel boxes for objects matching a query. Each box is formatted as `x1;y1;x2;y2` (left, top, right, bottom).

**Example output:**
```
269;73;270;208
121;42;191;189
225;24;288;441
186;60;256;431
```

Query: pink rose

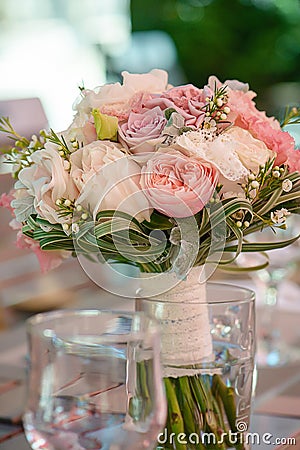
70;140;151;222
145;85;206;128
118;107;167;153
141;150;218;218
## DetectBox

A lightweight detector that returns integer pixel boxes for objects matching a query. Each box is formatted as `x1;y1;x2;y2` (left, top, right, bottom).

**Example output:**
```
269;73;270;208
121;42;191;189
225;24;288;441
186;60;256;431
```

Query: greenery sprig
0;117;45;177
280;106;300;128
202;84;231;127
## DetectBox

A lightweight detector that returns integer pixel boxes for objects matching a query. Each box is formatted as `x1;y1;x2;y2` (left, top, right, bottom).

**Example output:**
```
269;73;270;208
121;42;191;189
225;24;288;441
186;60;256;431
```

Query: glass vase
137;281;256;450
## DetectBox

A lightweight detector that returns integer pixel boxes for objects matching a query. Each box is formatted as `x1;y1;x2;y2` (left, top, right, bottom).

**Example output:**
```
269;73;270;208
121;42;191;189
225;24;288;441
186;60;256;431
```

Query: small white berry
55;198;62;206
64;199;71;207
223;106;230;114
251;180;260;189
62;223;69;231
217;98;223;107
248;173;256;181
220;113;227;120
76;205;83;212
244;221;250;228
81;213;88;220
64;160;71;170
59;150;64;157
236;221;242;228
272;170;280;178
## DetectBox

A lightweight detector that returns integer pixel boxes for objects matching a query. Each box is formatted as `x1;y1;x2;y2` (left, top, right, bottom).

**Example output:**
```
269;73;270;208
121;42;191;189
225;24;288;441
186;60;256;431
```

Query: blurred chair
0;97;48;147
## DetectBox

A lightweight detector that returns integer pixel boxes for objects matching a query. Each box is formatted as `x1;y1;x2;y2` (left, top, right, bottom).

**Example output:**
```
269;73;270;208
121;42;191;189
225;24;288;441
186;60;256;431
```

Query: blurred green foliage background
131;0;300;112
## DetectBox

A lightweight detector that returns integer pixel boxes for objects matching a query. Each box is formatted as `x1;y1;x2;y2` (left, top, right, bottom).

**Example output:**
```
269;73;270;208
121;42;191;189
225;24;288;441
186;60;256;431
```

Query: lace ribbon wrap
137;267;213;378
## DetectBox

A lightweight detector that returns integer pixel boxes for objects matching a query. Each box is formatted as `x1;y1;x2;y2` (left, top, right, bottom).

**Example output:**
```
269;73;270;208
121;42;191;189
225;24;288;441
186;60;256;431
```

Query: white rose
70;141;151;222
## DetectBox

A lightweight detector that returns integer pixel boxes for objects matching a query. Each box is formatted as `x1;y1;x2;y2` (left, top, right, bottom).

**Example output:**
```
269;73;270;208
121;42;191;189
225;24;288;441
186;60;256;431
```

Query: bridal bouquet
1;69;300;449
1;70;299;273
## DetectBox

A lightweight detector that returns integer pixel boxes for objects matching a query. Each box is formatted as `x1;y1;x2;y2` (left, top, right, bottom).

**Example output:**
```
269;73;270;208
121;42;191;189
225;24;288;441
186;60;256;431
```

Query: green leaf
224;233;300;253
142;214;173;231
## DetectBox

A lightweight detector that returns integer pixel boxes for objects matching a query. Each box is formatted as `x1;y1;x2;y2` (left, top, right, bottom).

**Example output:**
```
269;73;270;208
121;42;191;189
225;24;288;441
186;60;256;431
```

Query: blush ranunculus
70;140;151;222
140;150;218;218
118;106;167;153
145;85;206;128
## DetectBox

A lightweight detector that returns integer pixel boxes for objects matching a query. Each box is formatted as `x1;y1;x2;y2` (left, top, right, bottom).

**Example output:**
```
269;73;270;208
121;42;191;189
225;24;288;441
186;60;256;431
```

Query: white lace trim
138;267;213;377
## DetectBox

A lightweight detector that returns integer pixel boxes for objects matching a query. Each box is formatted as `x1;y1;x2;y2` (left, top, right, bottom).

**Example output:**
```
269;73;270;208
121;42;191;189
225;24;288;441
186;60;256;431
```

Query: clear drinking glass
138;283;256;450
23;309;167;450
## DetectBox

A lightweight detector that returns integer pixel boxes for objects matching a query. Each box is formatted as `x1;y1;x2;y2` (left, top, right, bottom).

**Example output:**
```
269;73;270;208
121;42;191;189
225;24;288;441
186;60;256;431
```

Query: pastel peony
145;84;206;128
13;143;78;224
140;150;218;218
118;106;167;153
70;140;151;222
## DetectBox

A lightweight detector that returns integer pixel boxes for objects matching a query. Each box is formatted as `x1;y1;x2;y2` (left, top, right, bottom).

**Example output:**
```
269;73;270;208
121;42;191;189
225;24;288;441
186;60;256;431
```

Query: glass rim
139;281;255;305
26;308;160;341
